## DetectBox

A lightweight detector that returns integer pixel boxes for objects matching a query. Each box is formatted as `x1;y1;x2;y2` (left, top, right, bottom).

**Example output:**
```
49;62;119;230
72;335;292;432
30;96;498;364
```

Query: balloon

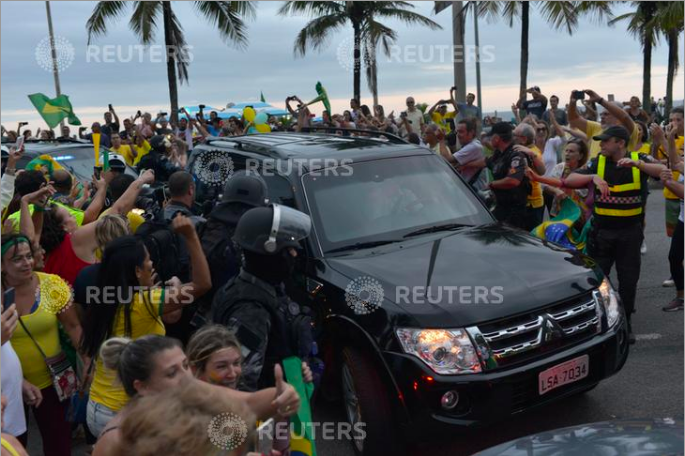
247;126;258;134
243;107;256;122
255;123;271;133
254;112;268;125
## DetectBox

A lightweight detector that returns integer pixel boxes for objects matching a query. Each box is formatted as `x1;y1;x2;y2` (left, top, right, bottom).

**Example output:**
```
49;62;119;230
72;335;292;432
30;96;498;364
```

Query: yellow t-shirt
432;111;456;133
89;288;165;412
11;272;73;389
658;136;685;200
527;146;544;209
111;145;135;167
586;121;639;158
132;140;151;166
633;143;651;155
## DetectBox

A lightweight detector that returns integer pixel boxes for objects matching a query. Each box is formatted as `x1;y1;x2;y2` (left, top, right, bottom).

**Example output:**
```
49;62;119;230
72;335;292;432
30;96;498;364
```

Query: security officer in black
485;122;530;229
565;126;666;343
211;203;314;391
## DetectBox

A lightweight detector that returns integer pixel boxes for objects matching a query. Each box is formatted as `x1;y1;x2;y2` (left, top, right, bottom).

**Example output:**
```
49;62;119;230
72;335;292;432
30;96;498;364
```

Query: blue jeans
87;399;118;437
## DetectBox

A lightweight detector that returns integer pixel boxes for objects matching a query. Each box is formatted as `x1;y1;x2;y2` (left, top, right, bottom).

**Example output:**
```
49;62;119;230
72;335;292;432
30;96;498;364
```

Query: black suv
188;131;629;456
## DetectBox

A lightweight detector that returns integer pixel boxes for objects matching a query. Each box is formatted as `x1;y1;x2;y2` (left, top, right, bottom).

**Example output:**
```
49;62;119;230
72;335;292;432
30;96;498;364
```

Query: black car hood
326;225;601;328
475;418;684;456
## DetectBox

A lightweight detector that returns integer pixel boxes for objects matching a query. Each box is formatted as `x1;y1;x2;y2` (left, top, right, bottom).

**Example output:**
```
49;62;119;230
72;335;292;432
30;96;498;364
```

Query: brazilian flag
283;356;317;456
531;198;591;253
28;93;81;128
260;91;266;103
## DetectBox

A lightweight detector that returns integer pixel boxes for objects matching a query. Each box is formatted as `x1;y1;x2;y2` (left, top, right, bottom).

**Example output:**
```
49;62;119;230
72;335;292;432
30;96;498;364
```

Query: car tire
341;346;405;456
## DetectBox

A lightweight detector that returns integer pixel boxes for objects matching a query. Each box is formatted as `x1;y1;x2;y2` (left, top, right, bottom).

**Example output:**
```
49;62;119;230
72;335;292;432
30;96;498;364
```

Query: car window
303;155;492;252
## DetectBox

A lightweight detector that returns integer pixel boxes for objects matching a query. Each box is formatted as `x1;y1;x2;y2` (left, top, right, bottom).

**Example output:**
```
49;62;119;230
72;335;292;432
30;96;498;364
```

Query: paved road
27;188;682;456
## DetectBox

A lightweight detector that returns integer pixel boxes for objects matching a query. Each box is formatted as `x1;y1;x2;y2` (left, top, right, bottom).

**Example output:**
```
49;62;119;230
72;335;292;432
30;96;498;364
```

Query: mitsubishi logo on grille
542;315;565;342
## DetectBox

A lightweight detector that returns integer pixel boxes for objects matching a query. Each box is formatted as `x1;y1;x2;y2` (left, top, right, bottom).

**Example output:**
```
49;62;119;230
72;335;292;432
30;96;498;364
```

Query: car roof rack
298;127;407;144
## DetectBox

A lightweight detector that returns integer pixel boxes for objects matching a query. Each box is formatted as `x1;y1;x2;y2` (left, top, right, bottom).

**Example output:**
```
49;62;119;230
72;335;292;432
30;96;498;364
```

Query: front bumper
386;319;629;440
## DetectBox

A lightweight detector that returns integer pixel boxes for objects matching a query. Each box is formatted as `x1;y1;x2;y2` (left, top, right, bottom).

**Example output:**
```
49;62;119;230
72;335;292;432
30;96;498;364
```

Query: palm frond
278;1;343;17
129;1;162;44
538;1;579;35
363;19;398;56
292;14;348;56
364;39;377;98
575;1;614;26
194;1;256;49
86;1;129;44
373;6;442;30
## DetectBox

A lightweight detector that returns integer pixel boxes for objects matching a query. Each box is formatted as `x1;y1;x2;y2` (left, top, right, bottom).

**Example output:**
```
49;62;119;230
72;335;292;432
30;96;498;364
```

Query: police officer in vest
211;203;314;391
564;125;666;343
484;122;530;229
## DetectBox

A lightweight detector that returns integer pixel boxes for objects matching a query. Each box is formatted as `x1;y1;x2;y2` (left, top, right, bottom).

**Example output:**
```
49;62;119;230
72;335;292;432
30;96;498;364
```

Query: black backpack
195;218;241;316
135;211;191;283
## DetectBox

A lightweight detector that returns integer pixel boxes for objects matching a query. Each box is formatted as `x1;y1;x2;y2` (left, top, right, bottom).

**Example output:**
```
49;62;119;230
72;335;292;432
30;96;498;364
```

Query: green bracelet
33;205;45;213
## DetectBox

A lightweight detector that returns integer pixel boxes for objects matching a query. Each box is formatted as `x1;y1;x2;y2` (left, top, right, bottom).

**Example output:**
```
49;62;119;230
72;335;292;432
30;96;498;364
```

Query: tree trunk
665;28;678;118
642;34;652;115
353;22;361;102
519;1;530;103
163;2;179;126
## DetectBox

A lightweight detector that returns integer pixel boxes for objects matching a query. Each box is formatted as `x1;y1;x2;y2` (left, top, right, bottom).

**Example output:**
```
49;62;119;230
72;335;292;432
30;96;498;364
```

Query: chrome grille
466;293;601;370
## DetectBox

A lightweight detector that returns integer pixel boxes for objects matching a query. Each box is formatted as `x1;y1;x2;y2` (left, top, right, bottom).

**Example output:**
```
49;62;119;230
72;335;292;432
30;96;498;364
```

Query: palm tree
610;2;661;113
86;1;255;124
279;2;441;106
654;2;684;117
480;2;613;103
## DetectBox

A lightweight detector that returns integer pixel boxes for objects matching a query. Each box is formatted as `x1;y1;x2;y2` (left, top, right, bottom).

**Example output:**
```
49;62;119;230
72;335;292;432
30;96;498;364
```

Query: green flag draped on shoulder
283;356;317;456
28;93;82;128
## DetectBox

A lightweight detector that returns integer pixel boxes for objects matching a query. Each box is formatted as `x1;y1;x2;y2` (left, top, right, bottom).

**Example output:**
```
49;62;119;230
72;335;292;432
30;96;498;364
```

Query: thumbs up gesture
272;364;300;418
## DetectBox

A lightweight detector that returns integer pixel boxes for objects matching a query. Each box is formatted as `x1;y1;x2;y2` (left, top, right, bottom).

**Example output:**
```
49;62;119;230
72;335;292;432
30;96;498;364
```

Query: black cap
592;126;630;144
488;121;514;137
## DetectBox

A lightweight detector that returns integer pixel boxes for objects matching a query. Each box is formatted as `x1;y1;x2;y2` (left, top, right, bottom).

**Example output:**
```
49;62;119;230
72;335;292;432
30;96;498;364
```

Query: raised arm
81;175;108;225
20;186;54;244
585;89;635;134
568;93;588;133
285;97;298;117
547;109;565;138
160;215;211;314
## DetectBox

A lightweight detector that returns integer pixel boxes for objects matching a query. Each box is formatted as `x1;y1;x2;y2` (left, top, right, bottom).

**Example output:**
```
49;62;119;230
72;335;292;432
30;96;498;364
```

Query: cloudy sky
1;1;683;129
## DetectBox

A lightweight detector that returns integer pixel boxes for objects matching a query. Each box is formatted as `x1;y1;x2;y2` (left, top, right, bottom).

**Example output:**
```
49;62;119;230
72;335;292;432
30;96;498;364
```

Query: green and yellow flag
283;356;317;456
28;93;81;128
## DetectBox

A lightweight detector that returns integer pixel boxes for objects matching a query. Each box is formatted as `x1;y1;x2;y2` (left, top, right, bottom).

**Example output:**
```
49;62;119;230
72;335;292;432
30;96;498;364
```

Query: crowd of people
0;85;683;455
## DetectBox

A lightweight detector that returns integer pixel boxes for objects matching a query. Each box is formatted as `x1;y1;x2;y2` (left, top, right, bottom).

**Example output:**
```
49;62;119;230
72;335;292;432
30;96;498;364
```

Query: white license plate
538;355;589;395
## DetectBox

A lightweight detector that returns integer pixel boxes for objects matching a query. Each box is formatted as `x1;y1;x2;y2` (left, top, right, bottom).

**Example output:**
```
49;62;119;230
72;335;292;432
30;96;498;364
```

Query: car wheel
341;346;404;456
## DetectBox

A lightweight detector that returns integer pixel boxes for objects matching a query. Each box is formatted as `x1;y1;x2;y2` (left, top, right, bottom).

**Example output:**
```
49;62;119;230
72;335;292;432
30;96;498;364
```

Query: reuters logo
35;35;75;73
207;412;248;451
345;276;384;315
193;150;235;186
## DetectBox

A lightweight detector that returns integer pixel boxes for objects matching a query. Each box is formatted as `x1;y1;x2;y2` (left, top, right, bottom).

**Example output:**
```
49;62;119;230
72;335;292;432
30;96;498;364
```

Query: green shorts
665;198;680;237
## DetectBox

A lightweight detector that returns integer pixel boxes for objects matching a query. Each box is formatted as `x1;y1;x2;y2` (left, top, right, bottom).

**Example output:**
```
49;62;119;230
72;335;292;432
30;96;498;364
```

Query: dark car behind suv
188;131;630;456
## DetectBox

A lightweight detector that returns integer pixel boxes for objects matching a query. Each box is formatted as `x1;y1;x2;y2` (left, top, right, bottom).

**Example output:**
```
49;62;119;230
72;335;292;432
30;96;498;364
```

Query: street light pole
452;1;467;102
45;1;65;128
473;1;483;116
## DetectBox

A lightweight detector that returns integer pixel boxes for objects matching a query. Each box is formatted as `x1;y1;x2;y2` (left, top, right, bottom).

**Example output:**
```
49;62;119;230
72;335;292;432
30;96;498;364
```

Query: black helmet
149;134;172;153
222;170;269;206
234;204;311;255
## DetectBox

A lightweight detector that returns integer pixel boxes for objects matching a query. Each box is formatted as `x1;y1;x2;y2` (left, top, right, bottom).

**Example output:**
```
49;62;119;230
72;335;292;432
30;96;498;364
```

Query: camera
159;112;168;117
400;111;407;119
198;104;206;109
572;90;585;100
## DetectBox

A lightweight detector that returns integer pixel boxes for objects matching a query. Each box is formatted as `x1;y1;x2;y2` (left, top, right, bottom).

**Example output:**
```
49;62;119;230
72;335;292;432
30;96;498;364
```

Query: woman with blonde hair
92;334;301;456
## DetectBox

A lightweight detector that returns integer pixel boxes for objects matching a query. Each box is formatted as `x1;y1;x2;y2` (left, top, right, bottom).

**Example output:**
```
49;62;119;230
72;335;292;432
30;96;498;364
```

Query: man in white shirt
399;97;425;138
439;119;487;190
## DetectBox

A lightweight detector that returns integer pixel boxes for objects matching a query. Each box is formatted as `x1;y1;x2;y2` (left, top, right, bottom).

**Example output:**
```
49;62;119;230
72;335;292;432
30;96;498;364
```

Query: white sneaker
640;241;647;255
663;277;675;287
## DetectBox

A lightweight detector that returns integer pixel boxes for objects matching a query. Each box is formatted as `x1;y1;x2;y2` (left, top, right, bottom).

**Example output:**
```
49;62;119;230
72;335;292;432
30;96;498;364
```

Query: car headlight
395;328;482;375
597;278;621;328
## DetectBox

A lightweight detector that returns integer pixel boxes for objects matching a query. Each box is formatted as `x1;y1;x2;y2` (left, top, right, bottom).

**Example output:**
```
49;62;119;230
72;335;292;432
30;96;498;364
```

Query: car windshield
303;154;493;253
46;149;137;180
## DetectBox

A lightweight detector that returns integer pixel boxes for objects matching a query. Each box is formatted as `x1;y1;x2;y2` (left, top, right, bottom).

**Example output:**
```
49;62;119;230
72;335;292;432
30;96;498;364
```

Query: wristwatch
4;168;16;175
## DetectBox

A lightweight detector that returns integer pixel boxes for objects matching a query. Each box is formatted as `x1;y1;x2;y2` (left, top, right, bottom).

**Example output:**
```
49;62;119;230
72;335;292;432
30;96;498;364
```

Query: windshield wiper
326;239;402;254
403;223;472;238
